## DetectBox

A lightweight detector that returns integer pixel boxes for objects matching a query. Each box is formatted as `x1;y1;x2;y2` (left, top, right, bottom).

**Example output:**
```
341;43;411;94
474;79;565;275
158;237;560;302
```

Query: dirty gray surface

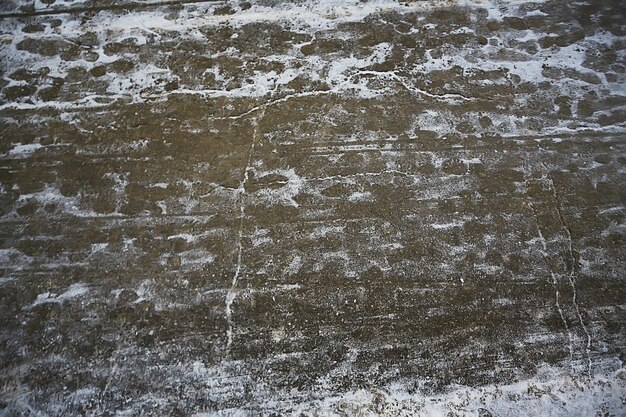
0;0;625;415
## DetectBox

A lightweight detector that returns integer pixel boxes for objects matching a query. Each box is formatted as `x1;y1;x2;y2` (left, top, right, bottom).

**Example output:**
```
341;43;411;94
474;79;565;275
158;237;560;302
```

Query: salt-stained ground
0;0;625;415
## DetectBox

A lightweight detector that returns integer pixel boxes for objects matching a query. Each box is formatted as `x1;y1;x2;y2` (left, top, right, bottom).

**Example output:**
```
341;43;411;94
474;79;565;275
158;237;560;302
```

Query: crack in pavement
527;199;575;371
225;108;266;352
541;164;593;377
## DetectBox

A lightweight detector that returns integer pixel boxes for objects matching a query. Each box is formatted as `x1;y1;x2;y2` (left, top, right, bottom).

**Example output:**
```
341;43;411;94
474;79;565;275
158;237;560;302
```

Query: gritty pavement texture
0;0;625;415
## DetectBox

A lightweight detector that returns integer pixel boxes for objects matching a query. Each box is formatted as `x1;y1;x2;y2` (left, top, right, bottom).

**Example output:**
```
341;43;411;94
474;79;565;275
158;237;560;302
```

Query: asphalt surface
0;0;625;415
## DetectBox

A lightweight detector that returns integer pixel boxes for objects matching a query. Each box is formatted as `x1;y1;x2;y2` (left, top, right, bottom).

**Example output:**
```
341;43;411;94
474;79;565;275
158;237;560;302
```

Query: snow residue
179;249;215;268
250;228;272;247
431;220;466;230
90;243;108;254
187;363;624;417
2;1;406;109
324;42;392;97
134;279;155;304
309;225;345;238
17;185;117;218
296;366;626;417
415;110;455;136
252;168;303;207
460;157;482;165
275;284;302;292
598;206;624;215
525;9;548;17
0;0;617;120
6;143;43;157
29;283;89;308
285;255;302;276
600;222;626;238
0;248;34;270
348;191;374;202
167;233;198;243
